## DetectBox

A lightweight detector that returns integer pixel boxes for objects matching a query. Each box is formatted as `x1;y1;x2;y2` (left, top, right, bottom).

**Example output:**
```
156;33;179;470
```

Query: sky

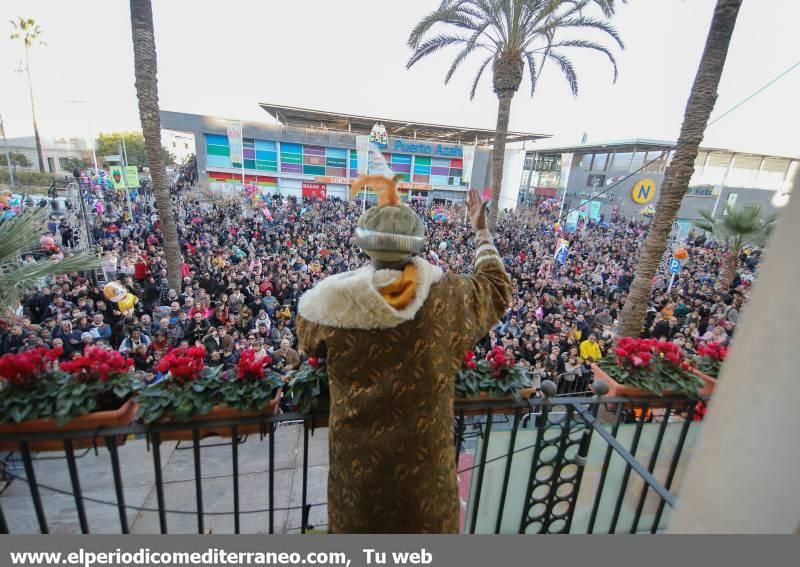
1;0;798;157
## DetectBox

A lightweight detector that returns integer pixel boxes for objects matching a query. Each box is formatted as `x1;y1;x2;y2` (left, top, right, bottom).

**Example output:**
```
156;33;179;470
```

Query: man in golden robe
297;176;512;533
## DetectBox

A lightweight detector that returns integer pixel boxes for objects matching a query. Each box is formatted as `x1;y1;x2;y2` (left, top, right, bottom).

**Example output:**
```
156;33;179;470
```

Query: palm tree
619;0;742;338
129;0;182;291
407;0;624;231
693;205;776;289
0;209;100;319
9;17;46;173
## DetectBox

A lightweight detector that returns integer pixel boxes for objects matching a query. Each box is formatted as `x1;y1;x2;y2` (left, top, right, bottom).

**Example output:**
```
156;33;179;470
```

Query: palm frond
523;50;538;95
408;0;621;101
0;209;50;263
549;38;618;81
444;24;488;84
470;55;494;99
553;15;624;49
547;51;578;96
408;3;479;48
0;210;102;316
407;35;466;68
692;205;776;252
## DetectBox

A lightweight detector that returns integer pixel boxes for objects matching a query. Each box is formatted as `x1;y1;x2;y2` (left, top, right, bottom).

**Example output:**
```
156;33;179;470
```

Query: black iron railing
0;390;704;534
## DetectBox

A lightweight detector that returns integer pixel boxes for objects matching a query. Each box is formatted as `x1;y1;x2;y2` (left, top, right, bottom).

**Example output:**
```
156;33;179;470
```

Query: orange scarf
377;263;418;310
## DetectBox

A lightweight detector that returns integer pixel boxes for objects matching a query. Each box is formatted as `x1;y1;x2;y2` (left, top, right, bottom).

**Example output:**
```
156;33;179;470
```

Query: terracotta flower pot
157;388;282;441
591;364;715;409
0;399;138;452
455;391;532;416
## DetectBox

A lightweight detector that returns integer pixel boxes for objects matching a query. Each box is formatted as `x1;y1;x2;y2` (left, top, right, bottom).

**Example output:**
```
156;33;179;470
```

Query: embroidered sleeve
452;229;513;347
296;315;329;359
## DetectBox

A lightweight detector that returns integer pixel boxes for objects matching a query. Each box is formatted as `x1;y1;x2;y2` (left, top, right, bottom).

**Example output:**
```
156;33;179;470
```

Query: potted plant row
137;346;283;441
455;348;535;415
694;342;727;379
0;346;137;451
286;357;329;428
592;337;716;407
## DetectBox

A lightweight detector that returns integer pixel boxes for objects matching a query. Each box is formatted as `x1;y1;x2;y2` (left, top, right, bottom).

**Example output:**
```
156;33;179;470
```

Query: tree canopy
95;131;174;167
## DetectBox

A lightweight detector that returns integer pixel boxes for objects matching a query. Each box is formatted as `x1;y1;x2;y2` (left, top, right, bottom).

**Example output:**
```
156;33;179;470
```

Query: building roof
533;138;799;161
258;103;550;146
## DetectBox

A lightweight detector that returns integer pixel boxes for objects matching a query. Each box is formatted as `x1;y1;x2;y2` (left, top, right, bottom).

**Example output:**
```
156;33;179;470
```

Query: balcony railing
0;390;704;534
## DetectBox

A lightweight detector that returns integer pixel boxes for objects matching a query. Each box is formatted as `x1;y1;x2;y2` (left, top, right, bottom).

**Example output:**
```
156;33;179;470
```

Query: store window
643;150;668;173
591;153;608;171
578;153;593;171
695;152;732;186
755;158;791;190
629;151;646;172
726;154;762;188
609;152;632;171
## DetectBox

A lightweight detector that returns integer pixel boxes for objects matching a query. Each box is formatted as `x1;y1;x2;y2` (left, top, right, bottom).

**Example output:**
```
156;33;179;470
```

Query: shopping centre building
518;139;798;228
160;105;549;204
161;107;796;229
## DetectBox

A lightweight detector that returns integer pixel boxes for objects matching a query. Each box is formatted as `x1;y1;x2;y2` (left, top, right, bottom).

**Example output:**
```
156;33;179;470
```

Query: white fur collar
298;256;444;330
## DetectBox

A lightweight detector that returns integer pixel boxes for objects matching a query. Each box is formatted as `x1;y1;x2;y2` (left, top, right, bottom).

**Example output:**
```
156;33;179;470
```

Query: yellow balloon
103;281;127;303
117;293;137;313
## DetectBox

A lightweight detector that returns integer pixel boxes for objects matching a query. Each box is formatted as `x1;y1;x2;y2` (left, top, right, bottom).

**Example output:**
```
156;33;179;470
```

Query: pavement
0;423;330;534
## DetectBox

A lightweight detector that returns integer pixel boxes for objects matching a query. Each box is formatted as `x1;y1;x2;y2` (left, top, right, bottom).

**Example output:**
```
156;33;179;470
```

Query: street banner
462;144;476;184
554;238;570;264
302;182;327;200
356;135;370;175
226;119;244;167
110;165;125;189
578;199;591;219
123;166;140;188
565;209;580;233
589;200;602;221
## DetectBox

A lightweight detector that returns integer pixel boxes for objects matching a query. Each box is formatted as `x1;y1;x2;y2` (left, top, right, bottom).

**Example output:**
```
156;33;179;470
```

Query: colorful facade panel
204;134;464;186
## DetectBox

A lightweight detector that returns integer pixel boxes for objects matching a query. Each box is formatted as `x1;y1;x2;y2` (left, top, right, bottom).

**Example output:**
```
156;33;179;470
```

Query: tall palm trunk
489;93;512;232
721;250;738;289
488;55;523;233
130;0;182;291
619;0;742;337
24;49;45;173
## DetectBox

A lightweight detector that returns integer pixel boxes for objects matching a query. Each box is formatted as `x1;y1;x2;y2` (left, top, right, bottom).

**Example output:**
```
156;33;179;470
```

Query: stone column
669;175;800;533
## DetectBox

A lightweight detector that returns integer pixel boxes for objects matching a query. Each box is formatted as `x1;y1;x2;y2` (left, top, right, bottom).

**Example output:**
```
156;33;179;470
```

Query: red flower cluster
614;338;693;371
236;349;265;382
697;342;728;362
486;346;514;378
0;347;62;387
60;346;133;383
307;357;321;369
157;346;206;385
463;351;477;370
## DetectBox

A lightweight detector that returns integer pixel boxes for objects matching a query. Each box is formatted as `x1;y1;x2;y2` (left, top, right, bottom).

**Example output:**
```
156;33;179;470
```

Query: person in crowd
1;164;756;439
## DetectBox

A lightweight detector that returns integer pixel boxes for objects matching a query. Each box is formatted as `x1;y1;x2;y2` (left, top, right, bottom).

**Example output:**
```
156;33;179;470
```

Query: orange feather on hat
350;175;404;206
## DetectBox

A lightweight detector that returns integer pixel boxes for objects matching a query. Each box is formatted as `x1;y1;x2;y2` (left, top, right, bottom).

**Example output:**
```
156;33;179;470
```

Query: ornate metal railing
0;389;704;534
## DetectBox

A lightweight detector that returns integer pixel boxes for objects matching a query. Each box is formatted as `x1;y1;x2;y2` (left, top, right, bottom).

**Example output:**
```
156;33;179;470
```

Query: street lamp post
0;113;14;186
72;168;93;249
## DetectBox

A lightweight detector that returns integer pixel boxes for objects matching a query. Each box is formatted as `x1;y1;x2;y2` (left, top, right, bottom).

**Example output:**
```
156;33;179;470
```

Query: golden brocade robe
296;229;512;533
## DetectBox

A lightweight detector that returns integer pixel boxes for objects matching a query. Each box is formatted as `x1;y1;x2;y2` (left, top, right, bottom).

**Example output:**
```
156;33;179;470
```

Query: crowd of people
0;169;755;395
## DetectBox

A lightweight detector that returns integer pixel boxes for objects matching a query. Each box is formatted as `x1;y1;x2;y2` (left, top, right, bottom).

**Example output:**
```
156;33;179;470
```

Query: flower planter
455;391;534;416
0;400;138;452
591;364;716;409
156;388;282;441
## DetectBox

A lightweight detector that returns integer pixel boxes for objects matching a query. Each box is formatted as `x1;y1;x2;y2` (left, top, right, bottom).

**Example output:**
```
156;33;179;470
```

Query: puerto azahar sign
392;139;463;157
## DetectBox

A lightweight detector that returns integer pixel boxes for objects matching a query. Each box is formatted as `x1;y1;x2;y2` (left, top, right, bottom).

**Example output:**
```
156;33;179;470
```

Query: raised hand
466;188;489;232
